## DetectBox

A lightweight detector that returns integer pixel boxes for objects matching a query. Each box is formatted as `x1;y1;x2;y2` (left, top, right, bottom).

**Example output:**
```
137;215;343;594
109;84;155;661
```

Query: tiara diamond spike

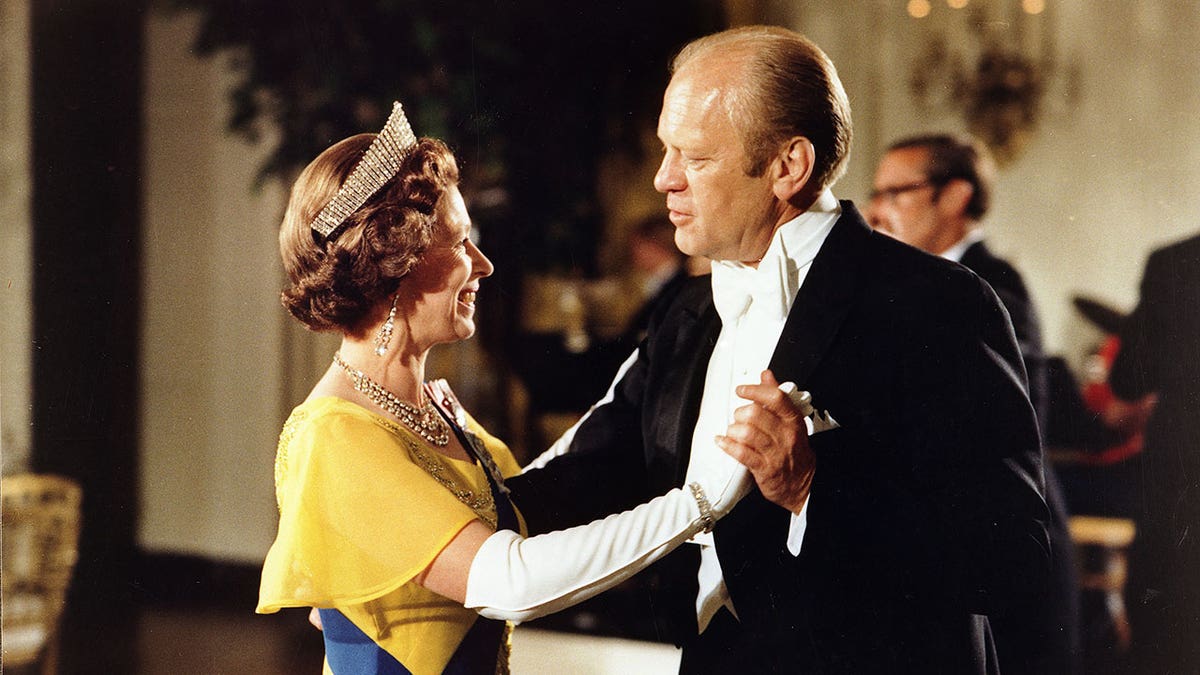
310;101;419;239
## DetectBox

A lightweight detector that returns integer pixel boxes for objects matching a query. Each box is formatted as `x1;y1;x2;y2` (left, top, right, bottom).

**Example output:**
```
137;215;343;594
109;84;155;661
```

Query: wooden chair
2;474;83;672
1069;515;1137;650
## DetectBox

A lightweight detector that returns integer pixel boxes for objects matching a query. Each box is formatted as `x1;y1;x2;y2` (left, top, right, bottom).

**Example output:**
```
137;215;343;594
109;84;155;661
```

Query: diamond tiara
310;101;419;239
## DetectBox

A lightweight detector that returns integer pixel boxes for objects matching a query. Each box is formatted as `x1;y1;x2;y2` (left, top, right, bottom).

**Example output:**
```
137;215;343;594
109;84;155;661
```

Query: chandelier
907;0;1078;165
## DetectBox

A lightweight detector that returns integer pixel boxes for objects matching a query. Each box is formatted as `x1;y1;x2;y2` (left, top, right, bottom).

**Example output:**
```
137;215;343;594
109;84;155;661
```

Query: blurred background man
620;214;691;348
1109;233;1200;674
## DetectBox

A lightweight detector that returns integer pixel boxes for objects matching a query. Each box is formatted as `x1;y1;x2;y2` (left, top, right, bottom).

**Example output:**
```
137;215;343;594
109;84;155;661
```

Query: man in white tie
511;26;1050;674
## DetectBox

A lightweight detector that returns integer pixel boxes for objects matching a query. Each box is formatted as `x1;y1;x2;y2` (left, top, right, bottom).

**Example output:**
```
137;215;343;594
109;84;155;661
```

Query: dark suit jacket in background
1109;233;1200;673
960;241;1081;675
512;205;1051;674
619;264;690;350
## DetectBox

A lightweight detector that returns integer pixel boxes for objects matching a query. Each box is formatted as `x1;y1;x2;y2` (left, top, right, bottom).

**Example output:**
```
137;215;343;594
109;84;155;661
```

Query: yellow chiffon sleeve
257;398;486;613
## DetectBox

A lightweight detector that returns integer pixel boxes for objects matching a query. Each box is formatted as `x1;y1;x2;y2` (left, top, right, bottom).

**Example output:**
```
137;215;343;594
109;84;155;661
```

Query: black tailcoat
961;240;1081;675
512;205;1051;674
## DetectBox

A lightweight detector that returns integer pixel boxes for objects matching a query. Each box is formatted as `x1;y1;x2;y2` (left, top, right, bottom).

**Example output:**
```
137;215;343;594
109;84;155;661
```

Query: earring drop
374;295;398;356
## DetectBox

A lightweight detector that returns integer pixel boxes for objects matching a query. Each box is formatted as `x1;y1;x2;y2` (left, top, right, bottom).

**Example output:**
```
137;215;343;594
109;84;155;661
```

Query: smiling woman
257;101;753;674
396;187;493;347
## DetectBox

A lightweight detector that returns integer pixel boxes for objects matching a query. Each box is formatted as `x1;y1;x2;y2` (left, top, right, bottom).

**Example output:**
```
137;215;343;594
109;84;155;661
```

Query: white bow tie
710;253;791;325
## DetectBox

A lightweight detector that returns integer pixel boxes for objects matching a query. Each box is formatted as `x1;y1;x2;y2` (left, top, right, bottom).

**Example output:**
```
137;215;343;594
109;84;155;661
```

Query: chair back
2;473;83;666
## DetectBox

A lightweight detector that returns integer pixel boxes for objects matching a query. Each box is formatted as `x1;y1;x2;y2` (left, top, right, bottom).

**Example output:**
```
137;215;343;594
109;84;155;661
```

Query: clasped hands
715;370;818;514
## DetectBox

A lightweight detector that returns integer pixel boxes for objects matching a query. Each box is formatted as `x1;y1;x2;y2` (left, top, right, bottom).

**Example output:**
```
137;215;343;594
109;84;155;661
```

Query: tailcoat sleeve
507;278;713;535
506;346;654;534
886;275;1051;612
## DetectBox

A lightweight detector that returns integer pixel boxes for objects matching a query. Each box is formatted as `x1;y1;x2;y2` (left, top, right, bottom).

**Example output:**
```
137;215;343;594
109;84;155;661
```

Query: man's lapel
768;203;870;387
714;205;873;597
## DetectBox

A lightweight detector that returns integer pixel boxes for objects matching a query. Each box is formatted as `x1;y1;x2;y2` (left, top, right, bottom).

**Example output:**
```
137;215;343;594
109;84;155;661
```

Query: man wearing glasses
868;133;1080;675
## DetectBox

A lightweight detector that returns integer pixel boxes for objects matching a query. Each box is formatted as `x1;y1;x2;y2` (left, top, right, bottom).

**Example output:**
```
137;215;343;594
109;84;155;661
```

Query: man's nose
865;200;885;230
654;153;684;193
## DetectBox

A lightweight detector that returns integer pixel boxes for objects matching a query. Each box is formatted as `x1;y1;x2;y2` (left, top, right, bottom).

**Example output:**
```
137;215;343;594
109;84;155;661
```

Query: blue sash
440;407;519;673
319;608;411;674
319;604;507;674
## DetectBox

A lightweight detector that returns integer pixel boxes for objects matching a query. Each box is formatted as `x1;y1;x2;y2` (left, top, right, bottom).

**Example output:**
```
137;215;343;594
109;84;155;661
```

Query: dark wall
31;1;144;671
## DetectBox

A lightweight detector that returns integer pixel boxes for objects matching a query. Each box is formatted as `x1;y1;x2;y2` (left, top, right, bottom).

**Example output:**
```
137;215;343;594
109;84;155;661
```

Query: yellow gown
258;396;524;674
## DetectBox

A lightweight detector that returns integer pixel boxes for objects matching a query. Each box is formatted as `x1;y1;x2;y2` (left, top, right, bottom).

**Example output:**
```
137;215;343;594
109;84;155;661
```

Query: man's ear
937;178;974;216
772;136;816;202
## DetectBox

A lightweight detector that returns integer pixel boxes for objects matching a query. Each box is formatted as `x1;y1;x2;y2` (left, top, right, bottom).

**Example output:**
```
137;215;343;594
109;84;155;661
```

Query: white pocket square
779;382;840;435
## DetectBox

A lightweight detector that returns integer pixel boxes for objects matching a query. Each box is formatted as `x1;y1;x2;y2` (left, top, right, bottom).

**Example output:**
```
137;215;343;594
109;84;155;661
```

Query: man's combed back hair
888;133;996;220
672;25;853;188
278;135;459;335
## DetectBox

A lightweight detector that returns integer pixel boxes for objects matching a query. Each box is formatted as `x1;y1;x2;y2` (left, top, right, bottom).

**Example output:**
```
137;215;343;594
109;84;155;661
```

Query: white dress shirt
938;228;985;263
685;190;840;631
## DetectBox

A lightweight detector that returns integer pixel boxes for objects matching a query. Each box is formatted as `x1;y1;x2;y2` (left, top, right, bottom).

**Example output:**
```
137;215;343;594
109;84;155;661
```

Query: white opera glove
692;445;756;521
464;464;752;622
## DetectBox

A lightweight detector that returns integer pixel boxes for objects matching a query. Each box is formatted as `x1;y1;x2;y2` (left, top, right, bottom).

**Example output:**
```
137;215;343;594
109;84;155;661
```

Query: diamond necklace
332;352;451;446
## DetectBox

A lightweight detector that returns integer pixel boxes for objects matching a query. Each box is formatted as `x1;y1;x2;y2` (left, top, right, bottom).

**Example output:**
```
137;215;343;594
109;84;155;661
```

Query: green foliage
159;0;724;273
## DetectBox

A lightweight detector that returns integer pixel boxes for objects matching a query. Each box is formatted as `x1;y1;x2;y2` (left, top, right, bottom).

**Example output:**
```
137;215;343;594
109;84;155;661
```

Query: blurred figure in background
1072;296;1156;466
1109;233;1200;674
1046;297;1155;516
621;214;691;347
867;133;1080;675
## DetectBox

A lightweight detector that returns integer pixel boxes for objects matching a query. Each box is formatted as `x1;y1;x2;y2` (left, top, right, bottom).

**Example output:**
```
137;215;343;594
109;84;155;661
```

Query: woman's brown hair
279;135;459;335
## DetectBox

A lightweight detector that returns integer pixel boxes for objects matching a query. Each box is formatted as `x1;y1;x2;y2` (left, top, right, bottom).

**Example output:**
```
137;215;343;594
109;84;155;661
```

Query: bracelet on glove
688;482;716;533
